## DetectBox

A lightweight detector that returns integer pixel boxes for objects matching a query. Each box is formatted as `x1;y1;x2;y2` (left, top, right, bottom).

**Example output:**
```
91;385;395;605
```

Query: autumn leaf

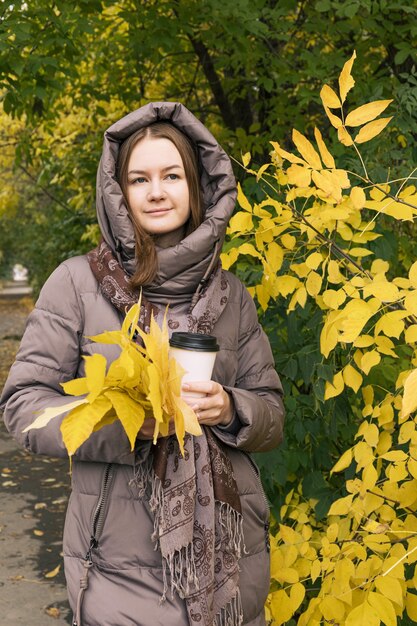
104;388;145;450
314;127;336;168
84;353;107;403
337;126;353;146
401;369;417;419
242;152;251;167
355;116;393;143
320;84;342;109
61;396;113;456
287;164;312;187
324;370;344;400
237;182;252;212
323;105;343;129
270;141;308;165
45;564;61;578
228;211;253;233
345;100;392;127
22;398;87;433
338;50;356;103
292;129;322;169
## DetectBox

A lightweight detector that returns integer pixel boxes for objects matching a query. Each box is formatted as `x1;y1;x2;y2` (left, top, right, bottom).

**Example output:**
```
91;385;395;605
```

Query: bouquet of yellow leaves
24;303;202;457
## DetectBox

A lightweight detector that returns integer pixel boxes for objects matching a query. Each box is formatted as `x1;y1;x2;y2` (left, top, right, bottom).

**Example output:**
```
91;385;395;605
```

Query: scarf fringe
163;542;199;600
129;457;153;499
131;461;244;617
214;588;243;626
218;501;244;561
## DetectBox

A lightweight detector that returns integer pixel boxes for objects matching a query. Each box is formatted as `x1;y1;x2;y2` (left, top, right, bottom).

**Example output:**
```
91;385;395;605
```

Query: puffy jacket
1;103;284;626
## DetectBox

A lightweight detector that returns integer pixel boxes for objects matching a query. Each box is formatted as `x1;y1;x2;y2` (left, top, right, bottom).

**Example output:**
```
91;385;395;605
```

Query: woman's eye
131;177;146;184
166;173;179;180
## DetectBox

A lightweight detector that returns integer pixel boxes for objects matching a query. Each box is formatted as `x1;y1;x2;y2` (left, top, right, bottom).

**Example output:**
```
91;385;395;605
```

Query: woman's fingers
182;382;233;426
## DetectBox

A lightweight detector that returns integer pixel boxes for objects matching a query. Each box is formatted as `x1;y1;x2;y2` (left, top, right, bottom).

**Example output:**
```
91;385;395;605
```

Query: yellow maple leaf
62;377;89;396
104;389;145;450
84;353;107;403
61;396;113;456
147;362;164;432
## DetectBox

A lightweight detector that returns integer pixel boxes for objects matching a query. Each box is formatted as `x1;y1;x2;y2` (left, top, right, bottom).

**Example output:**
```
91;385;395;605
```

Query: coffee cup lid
169;332;219;352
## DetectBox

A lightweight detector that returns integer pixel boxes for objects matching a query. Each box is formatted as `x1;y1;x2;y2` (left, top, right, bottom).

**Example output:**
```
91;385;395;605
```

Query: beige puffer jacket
1;103;284;626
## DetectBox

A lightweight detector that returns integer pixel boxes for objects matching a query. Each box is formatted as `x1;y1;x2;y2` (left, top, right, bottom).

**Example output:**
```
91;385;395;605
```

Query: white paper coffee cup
169;332;219;398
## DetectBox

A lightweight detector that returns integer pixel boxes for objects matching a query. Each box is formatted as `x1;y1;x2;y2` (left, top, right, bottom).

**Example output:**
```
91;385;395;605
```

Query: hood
96;102;237;304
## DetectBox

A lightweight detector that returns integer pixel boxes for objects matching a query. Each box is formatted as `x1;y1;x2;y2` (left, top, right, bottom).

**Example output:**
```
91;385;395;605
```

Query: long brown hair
117;122;203;287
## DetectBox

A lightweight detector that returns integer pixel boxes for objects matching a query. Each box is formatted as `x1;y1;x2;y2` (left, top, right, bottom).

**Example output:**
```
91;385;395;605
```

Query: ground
0;298;72;625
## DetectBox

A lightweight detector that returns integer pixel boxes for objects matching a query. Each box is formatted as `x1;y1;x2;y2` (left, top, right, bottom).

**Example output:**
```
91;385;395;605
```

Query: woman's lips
145;208;172;214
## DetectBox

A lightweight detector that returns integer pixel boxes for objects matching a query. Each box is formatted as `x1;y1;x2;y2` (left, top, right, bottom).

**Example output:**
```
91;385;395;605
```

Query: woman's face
126;137;191;236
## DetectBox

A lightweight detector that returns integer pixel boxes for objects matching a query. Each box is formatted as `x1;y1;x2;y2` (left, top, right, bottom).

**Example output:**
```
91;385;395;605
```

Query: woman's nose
147;179;166;201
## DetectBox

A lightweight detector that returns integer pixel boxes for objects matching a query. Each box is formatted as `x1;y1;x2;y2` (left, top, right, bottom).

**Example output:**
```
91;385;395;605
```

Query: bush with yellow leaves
222;52;417;625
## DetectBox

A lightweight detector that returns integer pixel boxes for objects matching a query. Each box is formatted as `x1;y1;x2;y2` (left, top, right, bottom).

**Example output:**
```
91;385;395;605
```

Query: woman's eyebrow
128;164;183;175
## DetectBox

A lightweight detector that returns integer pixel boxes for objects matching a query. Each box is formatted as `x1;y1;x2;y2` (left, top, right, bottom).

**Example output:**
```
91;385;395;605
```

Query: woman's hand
182;381;234;427
137;382;234;440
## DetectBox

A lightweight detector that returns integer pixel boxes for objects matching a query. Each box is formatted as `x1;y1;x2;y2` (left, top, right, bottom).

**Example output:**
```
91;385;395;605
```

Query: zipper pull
85;536;98;563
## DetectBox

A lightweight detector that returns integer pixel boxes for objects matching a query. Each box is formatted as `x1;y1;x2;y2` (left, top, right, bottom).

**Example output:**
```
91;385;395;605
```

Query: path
0;298;72;625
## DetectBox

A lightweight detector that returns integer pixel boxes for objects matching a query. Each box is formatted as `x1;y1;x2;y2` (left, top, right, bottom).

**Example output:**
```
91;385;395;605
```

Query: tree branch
19;165;81;216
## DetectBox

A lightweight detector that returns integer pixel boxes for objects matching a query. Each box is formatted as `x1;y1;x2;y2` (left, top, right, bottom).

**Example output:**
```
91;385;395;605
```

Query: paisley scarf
87;240;243;626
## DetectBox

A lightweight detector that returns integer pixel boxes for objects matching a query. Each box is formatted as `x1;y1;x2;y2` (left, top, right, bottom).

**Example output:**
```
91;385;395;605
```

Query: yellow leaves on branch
243;51;417;626
23;303;201;457
273;130;350;203
320;50;393;146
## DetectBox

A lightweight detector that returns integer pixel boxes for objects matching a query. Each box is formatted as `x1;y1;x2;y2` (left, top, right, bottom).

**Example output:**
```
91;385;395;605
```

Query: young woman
1;102;284;626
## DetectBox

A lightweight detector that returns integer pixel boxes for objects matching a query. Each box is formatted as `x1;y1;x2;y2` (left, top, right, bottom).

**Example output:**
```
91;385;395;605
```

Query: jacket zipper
89;462;115;553
243;452;271;553
72;463;115;626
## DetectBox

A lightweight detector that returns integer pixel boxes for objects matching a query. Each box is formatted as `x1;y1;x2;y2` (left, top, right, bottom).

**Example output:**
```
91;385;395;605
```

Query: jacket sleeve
0;262;135;466
213;284;285;453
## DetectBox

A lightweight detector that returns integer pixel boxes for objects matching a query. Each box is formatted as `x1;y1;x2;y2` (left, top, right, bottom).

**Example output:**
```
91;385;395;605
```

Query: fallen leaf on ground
45;564;61;578
45;606;60;618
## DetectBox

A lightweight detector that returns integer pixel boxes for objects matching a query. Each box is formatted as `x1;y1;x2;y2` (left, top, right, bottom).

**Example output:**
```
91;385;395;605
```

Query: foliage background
2;2;417;623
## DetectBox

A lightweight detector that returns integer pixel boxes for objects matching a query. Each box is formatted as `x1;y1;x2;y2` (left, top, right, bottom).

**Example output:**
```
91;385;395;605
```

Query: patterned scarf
87;241;243;626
